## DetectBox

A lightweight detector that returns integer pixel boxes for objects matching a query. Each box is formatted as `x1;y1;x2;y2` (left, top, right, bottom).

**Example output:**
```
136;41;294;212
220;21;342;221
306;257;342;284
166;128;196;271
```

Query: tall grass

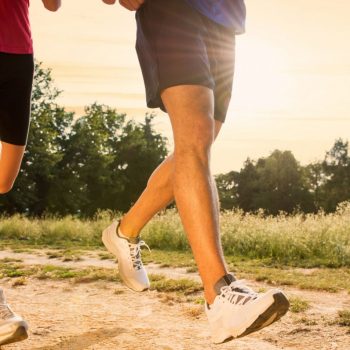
0;211;113;247
219;202;350;267
1;203;349;267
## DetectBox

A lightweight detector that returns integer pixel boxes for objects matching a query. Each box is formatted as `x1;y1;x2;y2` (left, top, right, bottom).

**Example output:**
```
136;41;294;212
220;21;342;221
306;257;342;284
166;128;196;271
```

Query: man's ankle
205;273;236;305
118;220;140;242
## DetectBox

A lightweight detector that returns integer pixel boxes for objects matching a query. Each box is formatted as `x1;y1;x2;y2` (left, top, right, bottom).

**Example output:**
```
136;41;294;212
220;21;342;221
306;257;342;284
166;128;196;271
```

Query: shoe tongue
214;273;236;295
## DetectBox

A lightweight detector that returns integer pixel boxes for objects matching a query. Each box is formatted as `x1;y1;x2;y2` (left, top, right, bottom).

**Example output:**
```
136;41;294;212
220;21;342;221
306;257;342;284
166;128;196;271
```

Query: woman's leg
0;53;33;195
0;141;25;194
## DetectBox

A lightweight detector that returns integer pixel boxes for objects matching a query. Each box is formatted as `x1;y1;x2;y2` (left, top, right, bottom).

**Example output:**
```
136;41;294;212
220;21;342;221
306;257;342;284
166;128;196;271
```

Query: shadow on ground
30;327;125;350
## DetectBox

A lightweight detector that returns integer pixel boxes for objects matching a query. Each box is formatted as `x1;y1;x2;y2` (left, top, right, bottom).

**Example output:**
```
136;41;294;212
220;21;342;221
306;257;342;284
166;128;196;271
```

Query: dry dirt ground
0;250;349;350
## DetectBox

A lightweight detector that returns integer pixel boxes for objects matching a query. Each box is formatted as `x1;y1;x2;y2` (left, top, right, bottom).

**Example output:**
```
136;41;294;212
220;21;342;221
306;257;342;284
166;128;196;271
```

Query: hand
102;0;116;4
118;0;145;11
42;0;61;11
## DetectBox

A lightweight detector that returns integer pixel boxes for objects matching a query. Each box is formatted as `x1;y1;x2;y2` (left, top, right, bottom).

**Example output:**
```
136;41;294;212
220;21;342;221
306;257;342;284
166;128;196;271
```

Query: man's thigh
161;85;215;147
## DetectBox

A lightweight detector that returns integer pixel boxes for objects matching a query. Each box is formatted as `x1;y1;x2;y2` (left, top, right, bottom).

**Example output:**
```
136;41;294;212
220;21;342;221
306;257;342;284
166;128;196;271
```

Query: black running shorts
135;0;236;123
0;52;34;146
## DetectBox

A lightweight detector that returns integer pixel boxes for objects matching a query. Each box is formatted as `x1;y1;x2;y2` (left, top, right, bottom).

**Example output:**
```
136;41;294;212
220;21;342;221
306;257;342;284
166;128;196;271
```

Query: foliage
216;141;350;214
321;139;350;212
51;104;167;216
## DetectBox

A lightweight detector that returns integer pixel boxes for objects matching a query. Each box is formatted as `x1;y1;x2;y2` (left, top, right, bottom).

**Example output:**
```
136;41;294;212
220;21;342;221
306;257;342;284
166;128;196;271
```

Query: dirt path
1;250;349;350
0;251;196;281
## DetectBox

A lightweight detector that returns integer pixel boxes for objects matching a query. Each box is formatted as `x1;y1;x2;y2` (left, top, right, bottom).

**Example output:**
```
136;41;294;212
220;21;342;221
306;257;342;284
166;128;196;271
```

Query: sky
30;0;350;174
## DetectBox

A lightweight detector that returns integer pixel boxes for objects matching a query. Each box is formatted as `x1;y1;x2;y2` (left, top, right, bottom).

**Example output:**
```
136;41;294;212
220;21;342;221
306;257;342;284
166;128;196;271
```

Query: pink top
0;0;33;54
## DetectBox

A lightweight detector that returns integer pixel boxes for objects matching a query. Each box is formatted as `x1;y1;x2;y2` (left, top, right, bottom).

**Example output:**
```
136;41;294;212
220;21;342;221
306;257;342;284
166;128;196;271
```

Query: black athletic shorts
135;0;236;123
0;52;34;146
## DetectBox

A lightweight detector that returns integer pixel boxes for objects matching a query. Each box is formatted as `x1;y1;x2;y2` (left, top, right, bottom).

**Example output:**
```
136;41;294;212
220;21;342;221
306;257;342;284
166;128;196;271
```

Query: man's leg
161;85;227;304
119;121;223;238
119;154;174;237
103;87;289;345
113;84;225;303
124;84;224;304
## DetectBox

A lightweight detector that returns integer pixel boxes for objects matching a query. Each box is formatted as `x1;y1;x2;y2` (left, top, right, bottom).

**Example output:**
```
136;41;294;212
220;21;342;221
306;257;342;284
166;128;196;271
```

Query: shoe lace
220;280;258;306
128;240;151;270
0;302;15;320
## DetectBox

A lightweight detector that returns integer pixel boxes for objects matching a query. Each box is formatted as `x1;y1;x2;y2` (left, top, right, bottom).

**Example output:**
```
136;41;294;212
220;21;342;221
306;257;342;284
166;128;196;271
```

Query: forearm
42;0;61;12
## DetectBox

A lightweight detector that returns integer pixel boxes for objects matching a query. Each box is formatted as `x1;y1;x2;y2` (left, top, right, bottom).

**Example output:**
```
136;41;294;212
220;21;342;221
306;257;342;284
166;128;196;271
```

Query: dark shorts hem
148;81;215;114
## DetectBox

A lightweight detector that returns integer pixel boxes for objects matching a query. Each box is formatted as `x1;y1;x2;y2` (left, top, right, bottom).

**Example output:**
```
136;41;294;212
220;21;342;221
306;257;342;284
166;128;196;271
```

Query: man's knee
175;117;215;160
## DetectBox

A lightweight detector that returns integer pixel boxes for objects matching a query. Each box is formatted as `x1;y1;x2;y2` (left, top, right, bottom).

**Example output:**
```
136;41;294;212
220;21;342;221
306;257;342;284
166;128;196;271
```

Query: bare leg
0;141;25;194
162;85;227;303
120;154;175;236
122;85;227;303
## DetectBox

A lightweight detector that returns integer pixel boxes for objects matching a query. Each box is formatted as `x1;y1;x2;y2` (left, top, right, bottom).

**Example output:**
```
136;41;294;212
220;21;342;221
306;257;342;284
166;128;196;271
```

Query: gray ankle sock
207;273;236;309
214;273;236;295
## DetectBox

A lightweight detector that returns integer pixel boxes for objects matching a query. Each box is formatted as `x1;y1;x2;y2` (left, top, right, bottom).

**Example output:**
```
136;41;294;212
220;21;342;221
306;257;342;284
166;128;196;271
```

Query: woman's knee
0;181;14;194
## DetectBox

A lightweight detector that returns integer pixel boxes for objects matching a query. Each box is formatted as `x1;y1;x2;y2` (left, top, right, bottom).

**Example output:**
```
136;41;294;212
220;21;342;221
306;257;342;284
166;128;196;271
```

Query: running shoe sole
0;325;28;346
239;291;289;337
218;291;289;343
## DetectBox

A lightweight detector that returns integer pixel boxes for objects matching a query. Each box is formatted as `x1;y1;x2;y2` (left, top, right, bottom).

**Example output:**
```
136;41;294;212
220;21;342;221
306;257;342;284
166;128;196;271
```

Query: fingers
102;0;116;4
119;0;144;11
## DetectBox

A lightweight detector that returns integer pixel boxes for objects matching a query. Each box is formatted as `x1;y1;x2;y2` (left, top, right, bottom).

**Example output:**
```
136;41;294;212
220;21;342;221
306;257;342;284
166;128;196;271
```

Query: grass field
1;206;349;349
1;202;349;268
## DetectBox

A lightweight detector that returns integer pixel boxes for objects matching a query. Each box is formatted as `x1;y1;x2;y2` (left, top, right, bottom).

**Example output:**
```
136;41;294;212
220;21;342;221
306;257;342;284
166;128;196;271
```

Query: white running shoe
0;288;28;346
102;221;150;292
205;275;289;344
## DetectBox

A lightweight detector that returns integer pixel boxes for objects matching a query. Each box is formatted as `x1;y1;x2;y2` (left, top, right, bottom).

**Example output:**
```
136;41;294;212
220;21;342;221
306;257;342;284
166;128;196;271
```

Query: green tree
52;104;168;216
303;161;325;211
215;171;237;210
321;138;350;212
253;150;313;214
48;103;127;215
227;159;260;212
217;151;313;214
